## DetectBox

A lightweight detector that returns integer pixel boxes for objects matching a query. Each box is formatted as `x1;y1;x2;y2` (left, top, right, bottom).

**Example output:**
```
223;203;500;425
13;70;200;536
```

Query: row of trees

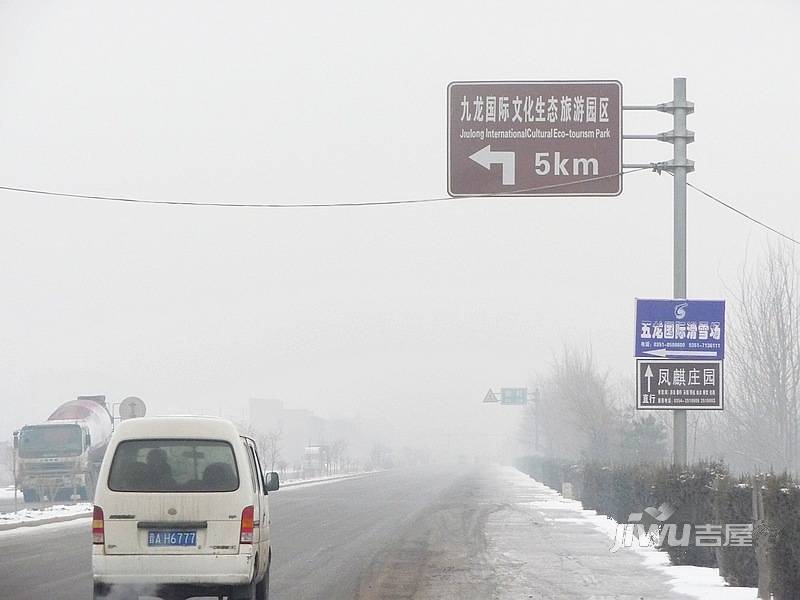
518;347;669;465
521;244;800;475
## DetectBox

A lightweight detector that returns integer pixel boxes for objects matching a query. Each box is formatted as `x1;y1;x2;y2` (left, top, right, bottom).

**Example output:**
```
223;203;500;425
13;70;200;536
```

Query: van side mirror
85;432;91;448
12;431;19;449
264;472;280;493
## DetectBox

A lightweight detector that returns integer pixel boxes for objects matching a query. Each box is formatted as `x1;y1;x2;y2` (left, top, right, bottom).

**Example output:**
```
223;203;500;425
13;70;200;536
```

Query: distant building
248;398;367;473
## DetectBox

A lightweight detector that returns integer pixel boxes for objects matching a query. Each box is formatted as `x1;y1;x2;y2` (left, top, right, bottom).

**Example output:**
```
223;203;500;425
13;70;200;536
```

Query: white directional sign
448;81;623;197
636;360;723;410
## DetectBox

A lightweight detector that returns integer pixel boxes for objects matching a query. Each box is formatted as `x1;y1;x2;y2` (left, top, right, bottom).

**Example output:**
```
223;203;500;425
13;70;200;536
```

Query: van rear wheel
230;580;256;600
256;568;269;600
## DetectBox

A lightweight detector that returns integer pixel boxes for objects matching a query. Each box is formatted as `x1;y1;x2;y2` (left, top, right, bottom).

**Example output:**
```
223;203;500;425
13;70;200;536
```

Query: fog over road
0;467;472;600
0;466;697;599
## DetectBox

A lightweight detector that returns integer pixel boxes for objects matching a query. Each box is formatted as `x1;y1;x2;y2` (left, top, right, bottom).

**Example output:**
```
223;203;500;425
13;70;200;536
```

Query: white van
92;416;278;600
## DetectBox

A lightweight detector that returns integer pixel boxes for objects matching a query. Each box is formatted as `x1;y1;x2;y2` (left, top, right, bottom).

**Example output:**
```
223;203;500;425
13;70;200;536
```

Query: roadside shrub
712;475;757;587
648;463;722;567
514;455;800;591
762;475;800;600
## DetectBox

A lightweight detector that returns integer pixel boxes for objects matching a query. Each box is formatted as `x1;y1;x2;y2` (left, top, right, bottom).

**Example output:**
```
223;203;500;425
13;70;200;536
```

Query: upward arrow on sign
644;365;654;393
469;145;516;186
483;389;499;403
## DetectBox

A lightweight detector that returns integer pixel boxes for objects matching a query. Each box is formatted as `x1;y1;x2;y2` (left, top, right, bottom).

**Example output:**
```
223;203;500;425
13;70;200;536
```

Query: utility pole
624;77;694;466
672;77;691;467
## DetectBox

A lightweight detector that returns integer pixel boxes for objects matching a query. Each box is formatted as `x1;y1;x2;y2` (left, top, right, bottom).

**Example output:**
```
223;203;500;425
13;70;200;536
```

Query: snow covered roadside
280;470;376;490
493;467;757;600
0;502;92;532
0;485;18;500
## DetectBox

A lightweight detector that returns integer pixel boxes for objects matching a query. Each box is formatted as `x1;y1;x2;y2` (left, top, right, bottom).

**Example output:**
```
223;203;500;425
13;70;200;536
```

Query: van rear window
108;439;239;492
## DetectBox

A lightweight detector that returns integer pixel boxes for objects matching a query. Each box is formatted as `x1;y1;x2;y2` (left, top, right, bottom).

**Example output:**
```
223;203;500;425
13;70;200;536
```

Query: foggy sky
1;1;798;453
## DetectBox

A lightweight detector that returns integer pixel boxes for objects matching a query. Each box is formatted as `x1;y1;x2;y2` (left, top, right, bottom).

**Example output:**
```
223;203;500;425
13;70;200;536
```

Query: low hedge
513;456;800;591
762;475;800;600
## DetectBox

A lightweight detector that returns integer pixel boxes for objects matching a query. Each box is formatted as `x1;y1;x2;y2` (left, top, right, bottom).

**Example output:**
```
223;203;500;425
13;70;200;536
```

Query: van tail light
240;505;254;544
92;506;105;545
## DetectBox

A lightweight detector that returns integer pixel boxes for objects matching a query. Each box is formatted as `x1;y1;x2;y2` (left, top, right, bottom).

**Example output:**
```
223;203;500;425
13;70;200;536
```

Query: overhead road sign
448;80;622;197
636;360;723;410
635;299;725;360
483;389;499;403
500;388;528;405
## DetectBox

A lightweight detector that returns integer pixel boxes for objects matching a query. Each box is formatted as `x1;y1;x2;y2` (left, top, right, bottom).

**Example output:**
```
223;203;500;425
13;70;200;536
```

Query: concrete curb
281;471;376;488
0;511;91;532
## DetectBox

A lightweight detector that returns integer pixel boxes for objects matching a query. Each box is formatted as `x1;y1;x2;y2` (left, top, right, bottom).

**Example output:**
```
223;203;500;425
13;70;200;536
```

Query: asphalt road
0;466;472;600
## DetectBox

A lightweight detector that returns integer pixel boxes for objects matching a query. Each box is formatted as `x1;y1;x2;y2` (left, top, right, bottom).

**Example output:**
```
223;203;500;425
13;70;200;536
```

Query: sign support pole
672;77;690;467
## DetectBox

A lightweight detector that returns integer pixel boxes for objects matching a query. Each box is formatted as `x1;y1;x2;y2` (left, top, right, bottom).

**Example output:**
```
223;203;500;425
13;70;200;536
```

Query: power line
0;169;645;209
4;168;794;245
663;172;800;246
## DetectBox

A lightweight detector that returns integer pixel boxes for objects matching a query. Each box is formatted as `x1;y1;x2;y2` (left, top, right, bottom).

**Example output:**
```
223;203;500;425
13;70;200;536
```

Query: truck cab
13;395;113;502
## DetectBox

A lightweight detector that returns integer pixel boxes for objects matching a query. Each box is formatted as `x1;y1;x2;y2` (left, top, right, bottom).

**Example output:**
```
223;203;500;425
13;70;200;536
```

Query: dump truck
13;395;114;502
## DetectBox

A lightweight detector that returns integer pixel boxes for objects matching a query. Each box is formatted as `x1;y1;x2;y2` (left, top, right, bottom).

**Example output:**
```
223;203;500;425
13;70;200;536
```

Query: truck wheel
22;489;39;503
92;582;112;599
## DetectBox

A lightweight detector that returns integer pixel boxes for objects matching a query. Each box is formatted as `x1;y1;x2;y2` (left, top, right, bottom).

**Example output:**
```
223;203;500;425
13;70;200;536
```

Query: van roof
113;416;241;440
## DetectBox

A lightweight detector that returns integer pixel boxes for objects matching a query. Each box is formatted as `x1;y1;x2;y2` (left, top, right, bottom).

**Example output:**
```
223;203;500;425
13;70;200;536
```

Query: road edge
0;471;380;532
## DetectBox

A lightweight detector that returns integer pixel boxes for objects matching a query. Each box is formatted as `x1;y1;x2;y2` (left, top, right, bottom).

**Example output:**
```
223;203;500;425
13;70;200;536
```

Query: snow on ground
0;502;92;528
0;486;18;500
280;471;371;491
493;467;757;600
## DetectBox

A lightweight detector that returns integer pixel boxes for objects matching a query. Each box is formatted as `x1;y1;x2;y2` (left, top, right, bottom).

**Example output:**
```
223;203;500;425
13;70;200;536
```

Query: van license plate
147;530;197;546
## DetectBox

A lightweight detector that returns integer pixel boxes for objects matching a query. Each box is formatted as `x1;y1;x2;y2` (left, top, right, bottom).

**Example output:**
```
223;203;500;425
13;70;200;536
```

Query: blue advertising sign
635;299;725;360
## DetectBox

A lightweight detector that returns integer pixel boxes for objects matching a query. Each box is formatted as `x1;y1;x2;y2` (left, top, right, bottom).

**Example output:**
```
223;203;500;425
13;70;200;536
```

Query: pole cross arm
623;130;695;143
623;101;695;114
658;158;695;173
656;99;695;114
623;159;695;173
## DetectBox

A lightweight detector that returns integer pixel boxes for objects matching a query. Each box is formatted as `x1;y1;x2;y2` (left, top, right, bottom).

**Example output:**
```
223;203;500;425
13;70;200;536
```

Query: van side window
247;444;262;494
250;441;265;483
243;439;259;493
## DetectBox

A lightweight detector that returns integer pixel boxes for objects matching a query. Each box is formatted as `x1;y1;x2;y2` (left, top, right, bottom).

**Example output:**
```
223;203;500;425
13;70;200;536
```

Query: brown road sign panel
448;80;622;197
636;360;724;410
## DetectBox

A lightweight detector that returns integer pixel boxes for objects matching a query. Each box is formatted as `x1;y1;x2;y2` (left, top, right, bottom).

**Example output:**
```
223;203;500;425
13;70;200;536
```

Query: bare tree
329;439;349;474
236;421;283;473
537;346;618;461
719;244;800;473
263;426;283;472
522;353;668;464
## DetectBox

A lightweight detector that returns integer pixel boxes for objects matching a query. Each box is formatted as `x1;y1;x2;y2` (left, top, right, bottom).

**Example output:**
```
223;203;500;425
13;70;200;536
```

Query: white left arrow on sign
644;348;718;358
469;145;516;186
